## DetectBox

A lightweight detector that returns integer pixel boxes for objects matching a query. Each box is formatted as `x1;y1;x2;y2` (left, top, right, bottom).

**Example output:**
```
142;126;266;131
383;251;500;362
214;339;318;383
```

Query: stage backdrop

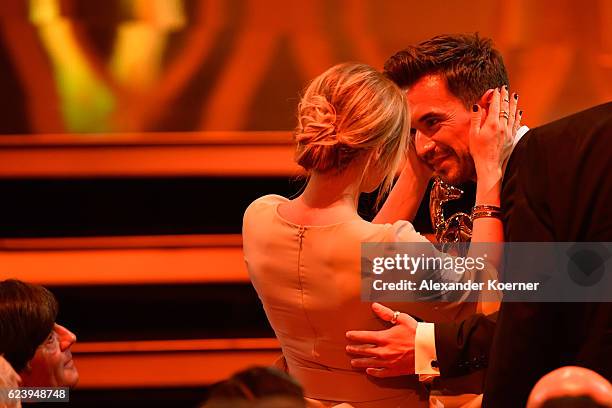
1;0;611;135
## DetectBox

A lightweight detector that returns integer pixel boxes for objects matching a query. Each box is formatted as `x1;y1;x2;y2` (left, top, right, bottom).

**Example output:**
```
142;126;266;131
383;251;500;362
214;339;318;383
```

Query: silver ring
503;98;510;103
390;310;400;325
500;111;510;120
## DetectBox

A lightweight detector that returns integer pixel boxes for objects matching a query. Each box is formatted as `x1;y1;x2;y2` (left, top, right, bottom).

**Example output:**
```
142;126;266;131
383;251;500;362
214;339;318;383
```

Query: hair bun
295;95;340;146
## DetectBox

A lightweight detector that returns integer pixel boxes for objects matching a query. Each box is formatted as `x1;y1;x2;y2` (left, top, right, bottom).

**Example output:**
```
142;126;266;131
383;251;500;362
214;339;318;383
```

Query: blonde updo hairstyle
295;62;410;203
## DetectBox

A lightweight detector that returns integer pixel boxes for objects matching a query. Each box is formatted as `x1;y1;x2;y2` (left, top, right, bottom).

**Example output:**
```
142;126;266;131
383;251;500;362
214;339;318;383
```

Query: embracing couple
243;33;612;407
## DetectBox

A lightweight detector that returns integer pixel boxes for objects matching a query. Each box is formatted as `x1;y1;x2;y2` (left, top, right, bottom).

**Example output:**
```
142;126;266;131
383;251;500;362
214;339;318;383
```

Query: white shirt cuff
415;322;440;380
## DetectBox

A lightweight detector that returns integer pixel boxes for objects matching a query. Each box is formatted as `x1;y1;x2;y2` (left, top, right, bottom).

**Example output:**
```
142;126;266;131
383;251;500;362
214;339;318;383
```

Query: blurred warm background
1;0;612;134
0;1;611;407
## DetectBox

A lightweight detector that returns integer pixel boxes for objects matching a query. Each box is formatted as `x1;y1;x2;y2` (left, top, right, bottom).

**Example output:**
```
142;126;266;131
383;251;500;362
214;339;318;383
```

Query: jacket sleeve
434;312;498;378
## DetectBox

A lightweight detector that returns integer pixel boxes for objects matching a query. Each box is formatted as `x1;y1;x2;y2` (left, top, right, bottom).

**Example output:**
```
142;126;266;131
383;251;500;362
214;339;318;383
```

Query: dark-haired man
0;279;79;388
384;33;523;186
346;33;612;408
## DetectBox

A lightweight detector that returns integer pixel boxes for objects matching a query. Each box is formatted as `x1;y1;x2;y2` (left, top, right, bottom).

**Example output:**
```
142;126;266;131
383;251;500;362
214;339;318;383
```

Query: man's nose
414;131;436;159
55;324;77;350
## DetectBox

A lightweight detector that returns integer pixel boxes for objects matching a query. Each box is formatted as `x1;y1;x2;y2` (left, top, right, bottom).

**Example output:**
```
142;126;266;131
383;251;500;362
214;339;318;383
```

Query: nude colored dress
242;195;478;407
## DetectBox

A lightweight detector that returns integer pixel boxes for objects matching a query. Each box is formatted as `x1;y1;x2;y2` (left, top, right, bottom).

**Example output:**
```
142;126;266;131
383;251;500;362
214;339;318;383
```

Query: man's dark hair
0;279;58;372
384;33;509;107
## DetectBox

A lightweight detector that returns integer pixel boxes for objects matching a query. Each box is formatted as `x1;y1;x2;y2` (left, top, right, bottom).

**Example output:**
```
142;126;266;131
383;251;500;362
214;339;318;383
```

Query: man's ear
477;89;495;113
474;89;496;124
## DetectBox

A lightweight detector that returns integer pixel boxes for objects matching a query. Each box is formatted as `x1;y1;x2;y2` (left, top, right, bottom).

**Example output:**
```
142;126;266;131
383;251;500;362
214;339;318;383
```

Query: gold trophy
429;177;473;243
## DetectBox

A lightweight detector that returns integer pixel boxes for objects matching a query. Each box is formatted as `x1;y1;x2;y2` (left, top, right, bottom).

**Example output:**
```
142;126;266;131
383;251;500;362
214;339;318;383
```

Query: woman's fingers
500;85;511;143
486;87;501;126
508;91;519;133
479;87;501;142
513;109;523;137
501;85;511;118
470;104;483;138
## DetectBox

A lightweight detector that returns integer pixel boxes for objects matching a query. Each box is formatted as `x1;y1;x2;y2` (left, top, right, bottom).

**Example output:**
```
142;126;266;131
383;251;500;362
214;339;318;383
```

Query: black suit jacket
434;102;612;407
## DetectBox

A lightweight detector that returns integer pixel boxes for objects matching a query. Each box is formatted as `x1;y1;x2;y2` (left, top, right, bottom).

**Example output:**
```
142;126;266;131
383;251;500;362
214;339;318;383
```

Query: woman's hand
503;88;523;164
405;135;433;185
373;138;432;224
469;86;521;179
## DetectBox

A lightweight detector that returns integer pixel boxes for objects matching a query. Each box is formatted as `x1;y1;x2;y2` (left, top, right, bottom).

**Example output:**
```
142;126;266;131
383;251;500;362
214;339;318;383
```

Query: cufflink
431;360;439;369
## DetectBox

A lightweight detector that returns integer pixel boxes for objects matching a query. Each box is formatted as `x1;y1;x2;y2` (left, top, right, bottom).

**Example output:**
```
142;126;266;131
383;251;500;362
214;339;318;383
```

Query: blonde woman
242;62;509;407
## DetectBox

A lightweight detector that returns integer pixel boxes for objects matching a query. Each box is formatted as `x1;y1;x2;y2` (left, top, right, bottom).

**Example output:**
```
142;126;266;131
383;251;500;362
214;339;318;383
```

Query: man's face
21;323;79;388
407;74;476;185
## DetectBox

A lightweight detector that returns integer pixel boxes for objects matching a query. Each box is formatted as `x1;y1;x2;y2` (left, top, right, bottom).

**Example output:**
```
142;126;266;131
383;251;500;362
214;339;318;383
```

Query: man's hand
345;303;417;378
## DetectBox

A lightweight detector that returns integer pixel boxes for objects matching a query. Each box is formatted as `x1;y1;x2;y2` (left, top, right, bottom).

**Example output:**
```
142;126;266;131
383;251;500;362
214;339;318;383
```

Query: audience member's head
0;279;78;388
527;366;612;408
203;366;306;408
294;62;410;204
384;33;509;184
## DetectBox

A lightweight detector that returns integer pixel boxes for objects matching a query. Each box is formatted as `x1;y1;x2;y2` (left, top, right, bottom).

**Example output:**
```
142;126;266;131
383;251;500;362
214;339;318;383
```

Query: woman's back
243;194;476;406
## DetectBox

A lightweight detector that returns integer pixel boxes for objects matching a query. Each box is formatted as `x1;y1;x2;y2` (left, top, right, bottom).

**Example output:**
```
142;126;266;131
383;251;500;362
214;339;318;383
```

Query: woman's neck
300;170;361;211
297;153;371;213
278;155;371;225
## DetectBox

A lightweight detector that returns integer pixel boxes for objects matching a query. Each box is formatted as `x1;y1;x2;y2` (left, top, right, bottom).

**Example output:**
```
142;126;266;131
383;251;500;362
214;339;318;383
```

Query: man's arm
434;312;497;377
345;305;498;379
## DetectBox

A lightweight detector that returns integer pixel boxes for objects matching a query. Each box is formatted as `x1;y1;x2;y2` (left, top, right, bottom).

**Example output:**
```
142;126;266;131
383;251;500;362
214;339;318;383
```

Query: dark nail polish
519;110;523;116
514;93;519;100
472;104;479;112
503;85;508;90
